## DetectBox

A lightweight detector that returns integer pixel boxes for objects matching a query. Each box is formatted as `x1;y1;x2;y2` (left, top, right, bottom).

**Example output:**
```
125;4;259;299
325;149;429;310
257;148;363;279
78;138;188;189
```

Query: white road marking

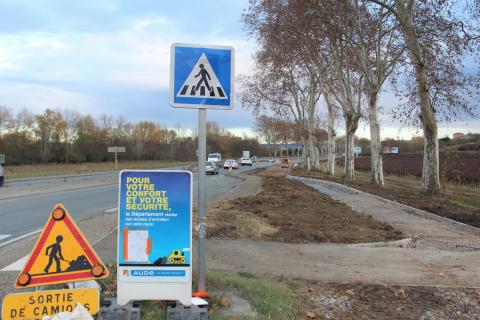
0;234;10;241
1;255;28;272
0;229;42;249
105;207;117;213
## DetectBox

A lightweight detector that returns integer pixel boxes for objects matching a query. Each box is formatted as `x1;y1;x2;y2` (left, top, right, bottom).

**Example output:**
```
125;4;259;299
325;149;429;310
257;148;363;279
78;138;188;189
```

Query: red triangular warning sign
15;204;109;288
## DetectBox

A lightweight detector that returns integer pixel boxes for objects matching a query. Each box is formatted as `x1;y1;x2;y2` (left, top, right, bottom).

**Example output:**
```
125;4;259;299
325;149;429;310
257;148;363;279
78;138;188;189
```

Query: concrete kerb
288;175;480;237
347;237;417;248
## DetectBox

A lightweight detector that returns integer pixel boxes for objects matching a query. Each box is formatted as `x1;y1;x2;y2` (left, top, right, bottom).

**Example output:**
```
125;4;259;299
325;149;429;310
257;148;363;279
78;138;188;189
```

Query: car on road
0;163;3;187
240;157;253;166
223;159;238;169
281;158;290;168
206;161;219;175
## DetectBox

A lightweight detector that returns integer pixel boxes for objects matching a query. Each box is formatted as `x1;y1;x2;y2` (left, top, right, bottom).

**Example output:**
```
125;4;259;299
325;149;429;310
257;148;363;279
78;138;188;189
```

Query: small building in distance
453;132;465;140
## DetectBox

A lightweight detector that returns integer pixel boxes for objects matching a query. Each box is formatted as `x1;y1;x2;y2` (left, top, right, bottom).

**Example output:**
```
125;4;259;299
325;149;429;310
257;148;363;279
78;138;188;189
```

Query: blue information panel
170;43;234;109
117;170;192;284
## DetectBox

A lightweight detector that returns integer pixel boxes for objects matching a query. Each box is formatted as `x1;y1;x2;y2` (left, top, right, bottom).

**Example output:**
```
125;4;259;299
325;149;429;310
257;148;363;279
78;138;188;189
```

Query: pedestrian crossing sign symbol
170;43;234;109
15;204;109;288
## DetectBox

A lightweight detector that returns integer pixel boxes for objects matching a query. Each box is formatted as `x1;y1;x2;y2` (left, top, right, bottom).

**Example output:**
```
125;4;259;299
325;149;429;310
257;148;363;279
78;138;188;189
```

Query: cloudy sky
0;0;478;139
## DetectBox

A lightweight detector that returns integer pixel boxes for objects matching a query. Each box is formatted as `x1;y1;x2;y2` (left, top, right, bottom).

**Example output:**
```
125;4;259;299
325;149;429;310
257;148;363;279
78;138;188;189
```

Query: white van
207;153;221;163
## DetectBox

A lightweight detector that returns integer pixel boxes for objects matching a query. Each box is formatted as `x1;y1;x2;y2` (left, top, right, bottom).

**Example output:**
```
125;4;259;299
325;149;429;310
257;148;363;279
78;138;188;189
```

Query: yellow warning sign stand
2;288;99;320
15;204;109;288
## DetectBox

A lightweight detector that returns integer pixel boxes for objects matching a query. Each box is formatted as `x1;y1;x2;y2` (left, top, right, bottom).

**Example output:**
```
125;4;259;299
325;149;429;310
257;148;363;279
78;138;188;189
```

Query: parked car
205;161;219;175
240;157;253;166
223;159;238;169
0;163;3;187
281;158;289;168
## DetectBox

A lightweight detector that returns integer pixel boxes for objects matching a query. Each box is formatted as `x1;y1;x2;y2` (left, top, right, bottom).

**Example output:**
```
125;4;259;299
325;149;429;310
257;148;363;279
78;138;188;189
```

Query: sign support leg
197;108;207;294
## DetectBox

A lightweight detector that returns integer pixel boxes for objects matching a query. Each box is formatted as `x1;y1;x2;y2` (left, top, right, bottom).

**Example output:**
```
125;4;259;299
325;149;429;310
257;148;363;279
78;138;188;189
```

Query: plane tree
239;61;322;170
365;0;480;194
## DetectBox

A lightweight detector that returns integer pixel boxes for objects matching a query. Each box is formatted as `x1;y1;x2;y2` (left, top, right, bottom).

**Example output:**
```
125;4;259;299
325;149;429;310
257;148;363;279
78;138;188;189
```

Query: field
2;161;193;179
353;151;480;187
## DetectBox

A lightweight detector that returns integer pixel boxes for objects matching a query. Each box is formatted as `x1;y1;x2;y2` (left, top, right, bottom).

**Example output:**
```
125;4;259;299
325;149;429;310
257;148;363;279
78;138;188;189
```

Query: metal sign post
197;108;207;293
108;147;126;169
170;43;234;298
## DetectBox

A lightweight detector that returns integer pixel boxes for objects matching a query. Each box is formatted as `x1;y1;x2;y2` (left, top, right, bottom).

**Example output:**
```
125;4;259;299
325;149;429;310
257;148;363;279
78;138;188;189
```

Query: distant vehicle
268;158;274;163
242;150;250;158
207;153;221;162
281;158;289;168
0;163;3;187
240;157;253;166
205;161;219;175
223;159;238;169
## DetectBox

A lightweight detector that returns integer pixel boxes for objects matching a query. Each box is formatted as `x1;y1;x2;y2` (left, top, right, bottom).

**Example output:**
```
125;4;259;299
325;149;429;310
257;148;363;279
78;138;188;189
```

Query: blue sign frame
170;43;234;109
117;170;192;283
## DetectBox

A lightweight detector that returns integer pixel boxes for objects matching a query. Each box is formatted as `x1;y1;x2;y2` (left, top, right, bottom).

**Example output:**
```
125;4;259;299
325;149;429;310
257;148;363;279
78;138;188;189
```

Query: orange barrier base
192;291;210;299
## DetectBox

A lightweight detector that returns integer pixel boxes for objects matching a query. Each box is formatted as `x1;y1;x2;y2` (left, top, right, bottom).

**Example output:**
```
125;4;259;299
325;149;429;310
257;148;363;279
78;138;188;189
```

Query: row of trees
240;0;479;194
255;115;327;156
0;106;262;165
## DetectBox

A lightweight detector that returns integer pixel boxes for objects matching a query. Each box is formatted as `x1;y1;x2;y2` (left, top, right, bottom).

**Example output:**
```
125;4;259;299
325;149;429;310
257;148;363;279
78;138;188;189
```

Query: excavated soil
207;170;403;244
301;281;480;319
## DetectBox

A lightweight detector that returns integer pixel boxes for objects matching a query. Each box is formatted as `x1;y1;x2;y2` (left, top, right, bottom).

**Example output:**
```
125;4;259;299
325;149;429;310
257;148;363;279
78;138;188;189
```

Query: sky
0;0;478;140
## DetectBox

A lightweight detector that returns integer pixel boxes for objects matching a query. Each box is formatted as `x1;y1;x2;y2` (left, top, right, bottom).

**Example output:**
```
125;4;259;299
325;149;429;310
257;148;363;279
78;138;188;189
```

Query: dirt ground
291;167;480;228
300;281;480;320
207;166;403;244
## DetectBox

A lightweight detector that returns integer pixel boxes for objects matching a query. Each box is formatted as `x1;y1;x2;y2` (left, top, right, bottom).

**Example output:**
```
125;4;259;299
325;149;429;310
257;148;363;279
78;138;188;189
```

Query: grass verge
207;270;301;319
102;266;302;320
4;161;193;179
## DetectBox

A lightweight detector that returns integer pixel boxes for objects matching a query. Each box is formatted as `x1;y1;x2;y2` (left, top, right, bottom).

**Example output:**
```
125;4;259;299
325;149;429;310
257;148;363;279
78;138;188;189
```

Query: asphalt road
0;163;267;245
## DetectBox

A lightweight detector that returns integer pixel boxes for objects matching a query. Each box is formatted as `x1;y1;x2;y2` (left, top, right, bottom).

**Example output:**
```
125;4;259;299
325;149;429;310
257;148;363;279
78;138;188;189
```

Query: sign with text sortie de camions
117;170;192;306
170;43;234;109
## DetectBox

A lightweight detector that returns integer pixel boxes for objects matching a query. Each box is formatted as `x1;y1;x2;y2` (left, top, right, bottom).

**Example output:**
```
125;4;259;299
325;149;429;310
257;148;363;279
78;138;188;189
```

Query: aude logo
129;269;186;277
132;270;155;276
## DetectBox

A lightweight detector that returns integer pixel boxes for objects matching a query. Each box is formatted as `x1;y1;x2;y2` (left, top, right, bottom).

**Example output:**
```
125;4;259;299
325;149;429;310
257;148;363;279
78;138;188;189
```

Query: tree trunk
394;0;441;194
65;142;69;163
307;118;319;170
368;92;384;185
326;98;336;176
301;136;310;170
307;131;319;170
344;115;359;181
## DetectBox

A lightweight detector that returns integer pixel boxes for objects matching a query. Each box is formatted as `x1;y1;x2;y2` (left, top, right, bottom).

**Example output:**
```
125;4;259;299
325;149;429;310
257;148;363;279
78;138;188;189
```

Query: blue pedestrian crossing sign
170;43;235;109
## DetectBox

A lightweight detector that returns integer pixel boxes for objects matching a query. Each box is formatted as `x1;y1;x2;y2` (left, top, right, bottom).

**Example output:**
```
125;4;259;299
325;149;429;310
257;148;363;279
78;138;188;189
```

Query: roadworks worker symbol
176;53;227;99
15;204;109;288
